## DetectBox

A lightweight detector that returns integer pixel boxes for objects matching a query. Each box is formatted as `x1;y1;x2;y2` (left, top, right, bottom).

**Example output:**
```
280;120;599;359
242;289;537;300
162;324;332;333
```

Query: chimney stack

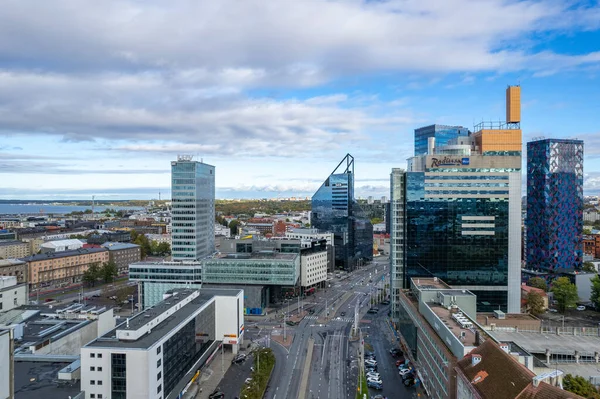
472;354;482;367
500;343;510;353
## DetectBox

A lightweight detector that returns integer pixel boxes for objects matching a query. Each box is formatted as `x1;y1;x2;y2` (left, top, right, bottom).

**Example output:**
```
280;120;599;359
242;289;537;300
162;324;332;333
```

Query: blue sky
0;0;599;200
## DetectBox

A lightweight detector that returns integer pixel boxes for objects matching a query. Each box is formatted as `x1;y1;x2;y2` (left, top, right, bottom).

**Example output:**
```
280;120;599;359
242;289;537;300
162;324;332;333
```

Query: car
365;351;376;357
396;358;407;366
399;368;411;376
232;354;247;364
340;311;346;317
372;395;384;399
367;308;379;314
367;380;383;390
404;378;416;387
244;378;253;385
577;305;586;311
381;300;390;305
367;376;383;384
365;358;377;364
209;390;225;399
366;372;380;379
92;294;100;298
548;308;558;313
365;365;378;372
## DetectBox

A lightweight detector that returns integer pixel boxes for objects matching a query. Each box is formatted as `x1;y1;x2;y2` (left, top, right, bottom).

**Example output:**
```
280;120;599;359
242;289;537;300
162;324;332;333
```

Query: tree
526;291;545;315
563;374;600;399
101;261;119;283
132;232;151;259
156;242;171;256
551;277;579;312
229;219;240;236
583;262;597;273
528;277;548;292
82;262;101;287
115;285;136;303
591;275;600;311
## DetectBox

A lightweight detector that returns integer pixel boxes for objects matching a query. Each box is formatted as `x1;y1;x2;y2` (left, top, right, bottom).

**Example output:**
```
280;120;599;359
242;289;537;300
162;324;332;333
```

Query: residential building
414;124;469;156
583;210;600;223
146;234;172;245
300;243;328;290
456;339;584;399
390;86;522;313
40;238;84;253
214;224;230;238
171;156;215;261
0;329;13;399
527;138;584;273
0;303;114;356
22;248;109;290
520;283;548;311
0;277;27;313
0;241;29;260
101;242;141;274
0;259;27;284
311;154;373;271
80;288;244;399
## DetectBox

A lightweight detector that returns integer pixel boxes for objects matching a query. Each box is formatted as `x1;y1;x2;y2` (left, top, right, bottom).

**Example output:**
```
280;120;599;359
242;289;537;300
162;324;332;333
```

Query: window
90;367;95;371
157;359;161;368
98;381;103;385
90;353;96;358
98;395;103;399
157;385;162;393
157;371;161;380
98;353;102;358
98;367;102;371
157;346;161;355
90;380;96;385
90;395;95;398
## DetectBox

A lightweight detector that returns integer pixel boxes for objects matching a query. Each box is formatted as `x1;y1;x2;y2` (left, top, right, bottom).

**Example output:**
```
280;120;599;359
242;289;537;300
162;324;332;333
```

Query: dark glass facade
311;154;373;271
163;302;215;395
526;139;584;273
414;124;469;156
111;353;127;399
405;172;510;312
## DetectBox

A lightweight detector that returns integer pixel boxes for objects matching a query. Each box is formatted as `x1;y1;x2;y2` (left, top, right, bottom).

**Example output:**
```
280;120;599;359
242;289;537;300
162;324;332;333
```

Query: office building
526;139;584;273
311;154;373;271
23;248;109;290
414;124;469;156
81;288;243;399
391;86;522;313
171;155;215;261
0;277;27;313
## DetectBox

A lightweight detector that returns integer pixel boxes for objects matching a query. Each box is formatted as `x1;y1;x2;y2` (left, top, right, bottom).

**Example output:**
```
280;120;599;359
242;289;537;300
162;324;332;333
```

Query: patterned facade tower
526;139;584;273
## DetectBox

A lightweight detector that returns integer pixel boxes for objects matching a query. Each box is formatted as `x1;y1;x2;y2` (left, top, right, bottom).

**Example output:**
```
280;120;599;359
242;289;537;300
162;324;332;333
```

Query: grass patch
239;348;275;399
355;371;369;399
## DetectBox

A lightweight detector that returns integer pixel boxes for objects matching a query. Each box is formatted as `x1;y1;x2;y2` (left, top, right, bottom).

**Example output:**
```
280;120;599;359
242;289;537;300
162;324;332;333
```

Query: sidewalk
186;350;236;399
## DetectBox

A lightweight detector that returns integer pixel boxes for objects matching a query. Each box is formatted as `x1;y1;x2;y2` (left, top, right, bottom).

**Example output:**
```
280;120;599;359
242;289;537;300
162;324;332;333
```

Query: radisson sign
430;157;470;168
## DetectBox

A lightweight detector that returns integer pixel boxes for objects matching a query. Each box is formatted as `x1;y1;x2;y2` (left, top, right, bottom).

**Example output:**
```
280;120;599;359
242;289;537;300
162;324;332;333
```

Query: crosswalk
304;315;354;323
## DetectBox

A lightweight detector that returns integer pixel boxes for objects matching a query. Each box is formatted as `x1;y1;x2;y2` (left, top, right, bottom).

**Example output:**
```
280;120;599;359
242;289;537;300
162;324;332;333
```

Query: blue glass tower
414;124;469;156
171;156;215;260
311;154;373;271
526;139;584;273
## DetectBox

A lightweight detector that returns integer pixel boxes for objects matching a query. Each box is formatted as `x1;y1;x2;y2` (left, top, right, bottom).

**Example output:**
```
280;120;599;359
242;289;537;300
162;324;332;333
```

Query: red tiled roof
521;285;548;297
516;381;586;399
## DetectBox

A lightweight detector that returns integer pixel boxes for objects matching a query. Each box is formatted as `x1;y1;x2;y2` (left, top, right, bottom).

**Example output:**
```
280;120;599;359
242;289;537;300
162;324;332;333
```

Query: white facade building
146;234;172;245
0;276;27;313
214;224;231;238
40;238;84;253
81;288;243;399
0;330;12;399
300;249;328;288
285;228;334;247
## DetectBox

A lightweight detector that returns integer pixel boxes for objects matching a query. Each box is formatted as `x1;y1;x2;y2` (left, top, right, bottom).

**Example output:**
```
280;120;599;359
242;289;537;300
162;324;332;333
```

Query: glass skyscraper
171;156;216;260
414;124;469;156
526;139;584;273
391;86;523;313
311;154;373;271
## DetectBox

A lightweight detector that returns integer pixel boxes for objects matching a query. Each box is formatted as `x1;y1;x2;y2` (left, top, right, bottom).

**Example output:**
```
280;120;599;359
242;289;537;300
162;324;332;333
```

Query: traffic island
239;348;275;399
271;332;293;348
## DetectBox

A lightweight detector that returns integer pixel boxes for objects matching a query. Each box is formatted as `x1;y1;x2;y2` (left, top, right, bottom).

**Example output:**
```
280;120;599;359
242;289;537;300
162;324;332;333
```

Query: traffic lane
215;352;254;399
263;339;289;399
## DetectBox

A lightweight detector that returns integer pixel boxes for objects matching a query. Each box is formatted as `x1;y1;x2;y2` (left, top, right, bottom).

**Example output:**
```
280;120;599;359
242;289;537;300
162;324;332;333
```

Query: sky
1;0;599;200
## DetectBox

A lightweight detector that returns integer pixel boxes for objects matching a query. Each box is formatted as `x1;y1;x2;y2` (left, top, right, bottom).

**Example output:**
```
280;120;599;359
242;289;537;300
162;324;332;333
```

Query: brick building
101;242;141;274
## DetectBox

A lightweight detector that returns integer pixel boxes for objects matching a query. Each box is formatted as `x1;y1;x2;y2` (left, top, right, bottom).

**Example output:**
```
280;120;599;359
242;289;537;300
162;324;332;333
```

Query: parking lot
539;308;600;327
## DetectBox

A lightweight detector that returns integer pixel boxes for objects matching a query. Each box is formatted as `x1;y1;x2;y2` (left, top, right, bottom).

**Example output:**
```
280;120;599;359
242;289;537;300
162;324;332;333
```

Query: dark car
340;311;346;317
367;380;383;390
232;354;246;364
404;378;415;387
209;390;225;399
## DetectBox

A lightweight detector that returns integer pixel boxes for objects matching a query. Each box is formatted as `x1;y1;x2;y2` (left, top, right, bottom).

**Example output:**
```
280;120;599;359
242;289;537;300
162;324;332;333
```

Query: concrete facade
0;259;27;284
300;248;328;288
0;277;28;313
0;241;29;260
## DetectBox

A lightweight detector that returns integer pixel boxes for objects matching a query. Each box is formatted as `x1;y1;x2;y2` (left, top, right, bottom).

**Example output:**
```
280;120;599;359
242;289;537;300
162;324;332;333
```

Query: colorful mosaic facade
526;139;584;272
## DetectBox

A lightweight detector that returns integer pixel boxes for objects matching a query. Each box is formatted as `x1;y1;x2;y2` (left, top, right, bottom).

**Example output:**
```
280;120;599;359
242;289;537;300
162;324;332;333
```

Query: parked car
404;378;416;387
548;308;558;313
367;380;383;390
366;365;378;373
209;390;225;399
232;354;247;364
244;378;253;385
399;368;411;376
365;351;376;357
577;305;586;311
381;300;390;305
366;372;380;379
367;308;379;314
340;311;346;317
367;376;383;385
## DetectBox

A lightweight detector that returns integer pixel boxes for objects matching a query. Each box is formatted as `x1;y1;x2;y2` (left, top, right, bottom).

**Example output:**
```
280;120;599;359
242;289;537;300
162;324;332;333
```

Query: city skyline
1;1;600;200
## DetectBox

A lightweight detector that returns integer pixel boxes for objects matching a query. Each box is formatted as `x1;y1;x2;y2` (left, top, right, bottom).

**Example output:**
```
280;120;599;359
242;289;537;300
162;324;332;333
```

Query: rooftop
101;242;140;251
411;277;452;290
14;361;81;399
21;247;108;262
87;288;240;349
216;252;298;261
429;304;477;346
0;240;27;247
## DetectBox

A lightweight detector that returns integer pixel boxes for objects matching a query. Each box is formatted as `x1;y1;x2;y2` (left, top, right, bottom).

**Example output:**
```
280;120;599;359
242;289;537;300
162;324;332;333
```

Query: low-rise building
40;238;85;253
521;283;548;311
0;276;28;313
101;242;141;274
81;288;244;399
146;234;172;245
456;340;584;399
0;259;27;284
0;240;30;259
22;248;109;290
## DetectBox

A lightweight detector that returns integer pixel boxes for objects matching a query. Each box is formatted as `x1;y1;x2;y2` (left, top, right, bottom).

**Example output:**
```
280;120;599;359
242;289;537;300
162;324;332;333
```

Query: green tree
101;260;119;283
526;291;545;315
133;232;151;259
371;217;383;225
551;277;579;312
82;262;101;287
591;275;600;311
563;374;600;398
156;242;171;256
528;277;548;292
583;261;597;273
229;219;240;236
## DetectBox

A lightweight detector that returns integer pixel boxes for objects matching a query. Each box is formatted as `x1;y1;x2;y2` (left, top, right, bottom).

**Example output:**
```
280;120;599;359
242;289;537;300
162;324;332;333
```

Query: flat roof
14;361;81;399
101;242;140;251
217;252;298;261
88;288;241;349
411;277;452;290
0;240;27;247
428;304;477;346
21;247;107;261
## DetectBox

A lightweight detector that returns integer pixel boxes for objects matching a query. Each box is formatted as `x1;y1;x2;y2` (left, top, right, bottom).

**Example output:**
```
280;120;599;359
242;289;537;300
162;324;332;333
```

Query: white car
366;372;381;379
367;377;383;385
577;305;586;311
399;368;411;376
